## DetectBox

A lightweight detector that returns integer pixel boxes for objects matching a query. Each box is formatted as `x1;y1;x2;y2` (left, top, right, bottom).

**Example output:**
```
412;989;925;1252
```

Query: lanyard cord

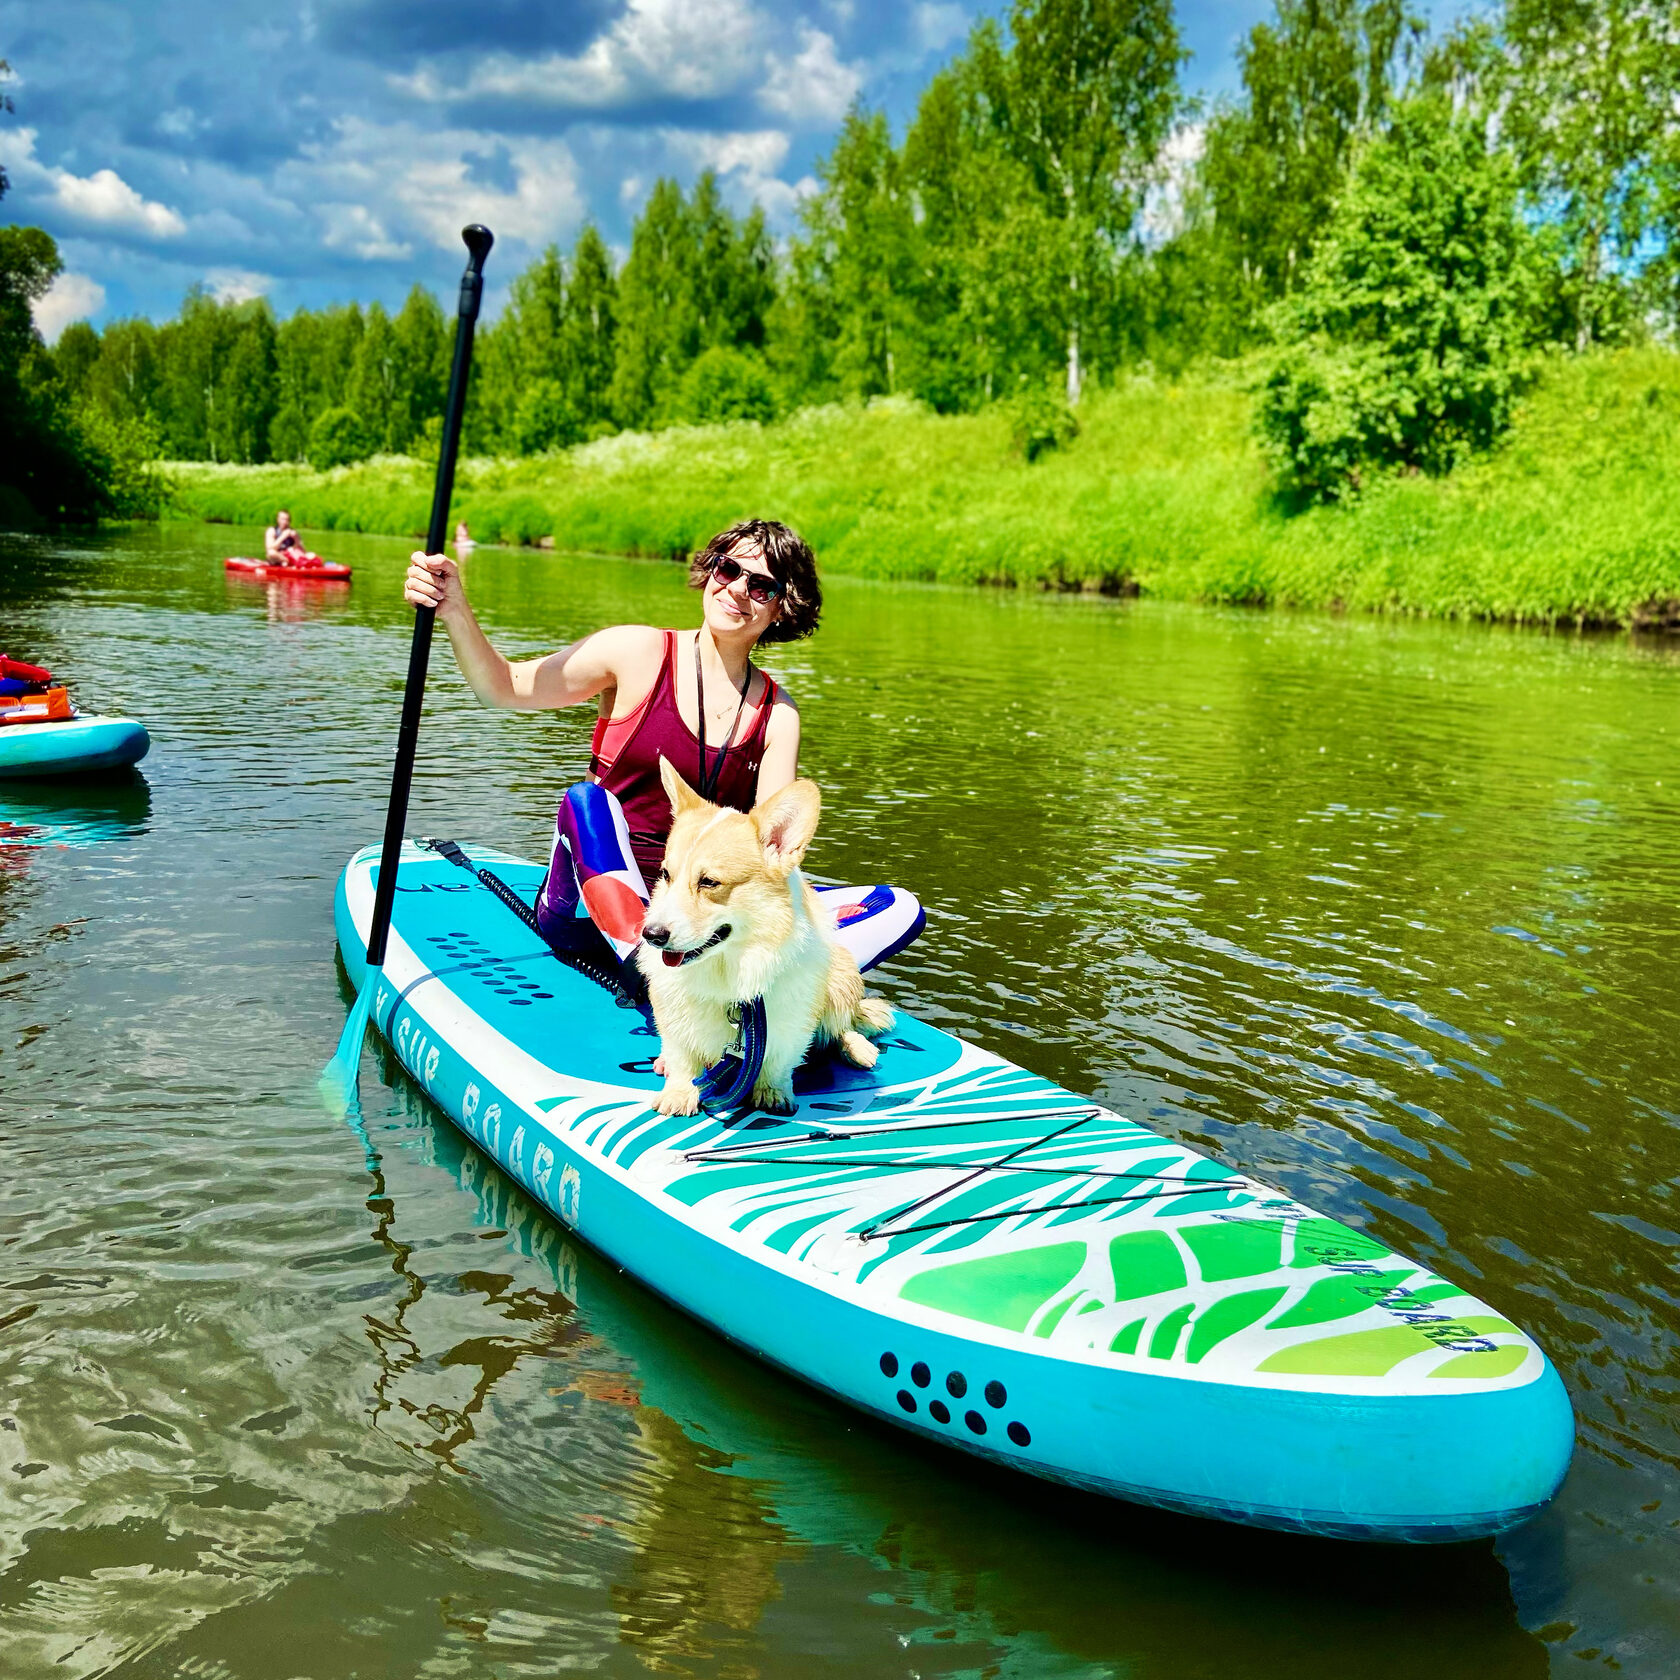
694;633;752;803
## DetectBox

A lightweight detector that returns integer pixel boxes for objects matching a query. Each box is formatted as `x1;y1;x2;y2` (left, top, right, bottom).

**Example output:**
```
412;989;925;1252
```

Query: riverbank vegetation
173;346;1680;627
0;62;168;524
22;0;1680;621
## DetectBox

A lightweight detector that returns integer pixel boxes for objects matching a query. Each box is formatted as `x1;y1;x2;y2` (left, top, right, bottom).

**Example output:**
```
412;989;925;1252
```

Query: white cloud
33;271;106;343
660;128;801;217
666;129;791;179
397;0;761;107
761;26;862;126
7;127;186;239
208;268;272;304
317;201;413;262
912;2;968;53
283;119;585;260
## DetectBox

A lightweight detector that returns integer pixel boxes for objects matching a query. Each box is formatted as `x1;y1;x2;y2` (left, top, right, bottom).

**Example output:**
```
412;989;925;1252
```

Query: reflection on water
0;522;1676;1677
0;771;151;858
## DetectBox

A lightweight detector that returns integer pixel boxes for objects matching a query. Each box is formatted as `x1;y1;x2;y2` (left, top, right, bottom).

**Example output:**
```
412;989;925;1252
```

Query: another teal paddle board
334;840;1574;1540
0;715;149;778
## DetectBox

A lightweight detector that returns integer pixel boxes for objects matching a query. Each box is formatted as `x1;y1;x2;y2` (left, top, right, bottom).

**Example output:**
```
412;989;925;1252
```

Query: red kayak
225;556;353;582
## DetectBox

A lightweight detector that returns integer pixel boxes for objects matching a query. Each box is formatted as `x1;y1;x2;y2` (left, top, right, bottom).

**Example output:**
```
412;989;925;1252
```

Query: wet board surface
336;840;1574;1540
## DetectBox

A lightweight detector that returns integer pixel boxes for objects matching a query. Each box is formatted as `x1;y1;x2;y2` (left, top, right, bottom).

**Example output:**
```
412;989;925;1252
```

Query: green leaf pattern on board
598;1038;1536;1390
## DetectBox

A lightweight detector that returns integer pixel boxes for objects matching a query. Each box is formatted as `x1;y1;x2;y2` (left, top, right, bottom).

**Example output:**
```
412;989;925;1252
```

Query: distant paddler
264;509;318;565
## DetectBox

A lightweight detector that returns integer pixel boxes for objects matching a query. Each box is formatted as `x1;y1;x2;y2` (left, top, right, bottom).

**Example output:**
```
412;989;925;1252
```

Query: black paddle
321;222;494;1116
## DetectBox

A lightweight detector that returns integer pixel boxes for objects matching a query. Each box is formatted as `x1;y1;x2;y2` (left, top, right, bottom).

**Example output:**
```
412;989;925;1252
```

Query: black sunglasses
708;555;784;604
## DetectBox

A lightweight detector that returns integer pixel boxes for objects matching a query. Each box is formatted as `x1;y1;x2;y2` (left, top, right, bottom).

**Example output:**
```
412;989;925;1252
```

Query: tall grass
172;349;1680;627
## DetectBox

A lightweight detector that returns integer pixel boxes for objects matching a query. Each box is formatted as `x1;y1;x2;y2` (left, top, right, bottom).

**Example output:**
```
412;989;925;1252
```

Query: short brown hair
687;519;821;644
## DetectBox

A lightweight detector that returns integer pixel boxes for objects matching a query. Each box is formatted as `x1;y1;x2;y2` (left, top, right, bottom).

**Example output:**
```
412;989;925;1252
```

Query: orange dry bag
0;687;72;725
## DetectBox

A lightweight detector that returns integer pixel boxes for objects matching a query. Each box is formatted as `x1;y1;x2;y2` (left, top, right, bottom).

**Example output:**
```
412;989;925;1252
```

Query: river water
1;522;1676;1677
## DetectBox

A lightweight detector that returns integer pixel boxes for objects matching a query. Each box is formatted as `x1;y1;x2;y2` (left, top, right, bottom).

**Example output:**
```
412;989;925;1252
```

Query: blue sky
4;1;1287;338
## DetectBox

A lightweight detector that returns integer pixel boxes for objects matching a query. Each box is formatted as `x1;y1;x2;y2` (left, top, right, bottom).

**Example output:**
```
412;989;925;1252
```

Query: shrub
307;407;372;471
74;409;175;517
514;379;584;454
1258;94;1544;504
270;403;309;463
674;347;778;425
1005;378;1079;463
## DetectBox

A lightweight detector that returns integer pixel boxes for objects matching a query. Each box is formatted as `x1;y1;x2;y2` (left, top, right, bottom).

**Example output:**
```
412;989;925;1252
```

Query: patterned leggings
534;781;925;973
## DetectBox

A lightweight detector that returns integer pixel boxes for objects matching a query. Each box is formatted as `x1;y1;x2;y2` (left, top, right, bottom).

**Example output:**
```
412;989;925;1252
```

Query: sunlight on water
1;523;1676;1677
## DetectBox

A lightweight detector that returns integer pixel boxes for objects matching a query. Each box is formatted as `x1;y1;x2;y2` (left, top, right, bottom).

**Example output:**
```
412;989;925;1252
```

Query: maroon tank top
589;630;779;879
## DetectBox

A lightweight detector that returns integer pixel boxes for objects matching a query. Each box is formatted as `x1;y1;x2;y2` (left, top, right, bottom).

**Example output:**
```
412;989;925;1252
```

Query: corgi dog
638;759;893;1117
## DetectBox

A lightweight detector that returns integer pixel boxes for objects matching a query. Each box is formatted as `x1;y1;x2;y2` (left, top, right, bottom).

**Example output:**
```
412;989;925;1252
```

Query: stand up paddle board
334;840;1573;1540
0;715;149;778
225;557;352;581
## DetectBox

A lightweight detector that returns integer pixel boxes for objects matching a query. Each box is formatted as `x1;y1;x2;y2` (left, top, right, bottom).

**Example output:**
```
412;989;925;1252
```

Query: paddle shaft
366;224;493;969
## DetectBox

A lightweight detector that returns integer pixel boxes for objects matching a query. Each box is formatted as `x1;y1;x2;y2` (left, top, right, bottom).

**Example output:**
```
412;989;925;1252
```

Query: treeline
35;0;1680;510
2;52;163;523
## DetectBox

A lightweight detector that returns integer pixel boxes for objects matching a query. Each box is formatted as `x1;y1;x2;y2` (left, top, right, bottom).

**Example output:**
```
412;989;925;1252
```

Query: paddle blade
319;968;377;1120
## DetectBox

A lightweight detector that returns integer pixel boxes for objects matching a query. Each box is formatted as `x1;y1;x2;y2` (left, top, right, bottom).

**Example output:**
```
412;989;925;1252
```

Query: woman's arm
403;551;658;712
756;693;801;799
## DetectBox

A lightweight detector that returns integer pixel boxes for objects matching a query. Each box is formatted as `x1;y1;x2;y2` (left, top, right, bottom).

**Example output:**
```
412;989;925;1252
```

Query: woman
264;509;306;561
404;519;921;980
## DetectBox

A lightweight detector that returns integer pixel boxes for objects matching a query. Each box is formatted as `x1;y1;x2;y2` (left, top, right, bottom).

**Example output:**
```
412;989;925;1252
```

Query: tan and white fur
638;759;893;1116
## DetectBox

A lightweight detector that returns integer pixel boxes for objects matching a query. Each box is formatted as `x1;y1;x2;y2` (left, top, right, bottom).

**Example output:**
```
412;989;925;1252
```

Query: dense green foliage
1;225;166;523
1197;0;1416;343
172;348;1680;627
1;63;166;522
1258;93;1544;501
25;0;1680;532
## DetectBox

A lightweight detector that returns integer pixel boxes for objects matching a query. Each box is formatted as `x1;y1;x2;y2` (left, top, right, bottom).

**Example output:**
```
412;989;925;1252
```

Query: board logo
559;1164;582;1224
393;1015;441;1090
532;1144;555;1200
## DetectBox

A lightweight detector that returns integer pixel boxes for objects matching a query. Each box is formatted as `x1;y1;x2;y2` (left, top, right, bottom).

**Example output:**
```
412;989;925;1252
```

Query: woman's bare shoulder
571;623;667;666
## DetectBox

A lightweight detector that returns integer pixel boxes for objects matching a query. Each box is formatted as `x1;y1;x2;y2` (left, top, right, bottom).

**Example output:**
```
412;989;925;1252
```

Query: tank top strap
745;672;778;747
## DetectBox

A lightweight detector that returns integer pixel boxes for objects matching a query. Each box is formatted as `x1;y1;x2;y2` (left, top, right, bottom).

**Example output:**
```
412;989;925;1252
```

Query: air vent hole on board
965;1411;987;1435
910;1362;930;1388
897;1390;916;1413
929;1401;951;1424
984;1380;1006;1408
879;1352;899;1378
946;1372;967;1398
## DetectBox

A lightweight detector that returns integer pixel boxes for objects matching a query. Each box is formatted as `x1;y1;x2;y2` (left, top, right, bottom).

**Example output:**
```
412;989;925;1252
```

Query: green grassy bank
172;349;1680;628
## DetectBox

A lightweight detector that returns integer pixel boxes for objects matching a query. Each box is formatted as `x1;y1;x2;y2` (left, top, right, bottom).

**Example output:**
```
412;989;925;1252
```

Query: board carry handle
365;223;494;969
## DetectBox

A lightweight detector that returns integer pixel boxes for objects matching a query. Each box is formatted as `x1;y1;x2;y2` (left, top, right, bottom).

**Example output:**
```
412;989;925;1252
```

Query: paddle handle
366;224;494;969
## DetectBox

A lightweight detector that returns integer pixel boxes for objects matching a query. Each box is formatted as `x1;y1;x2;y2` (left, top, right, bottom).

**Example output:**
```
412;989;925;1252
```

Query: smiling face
701;540;782;643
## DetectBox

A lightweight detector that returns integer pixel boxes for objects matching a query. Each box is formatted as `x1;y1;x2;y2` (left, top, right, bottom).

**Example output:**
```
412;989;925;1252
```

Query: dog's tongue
661;950;685;968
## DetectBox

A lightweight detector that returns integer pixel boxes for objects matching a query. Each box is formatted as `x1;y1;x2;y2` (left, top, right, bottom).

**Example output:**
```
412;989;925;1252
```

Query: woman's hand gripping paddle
320;223;493;1119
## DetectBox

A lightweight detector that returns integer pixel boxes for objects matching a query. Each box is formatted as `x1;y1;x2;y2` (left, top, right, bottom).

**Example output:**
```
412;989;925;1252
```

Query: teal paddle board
334;840;1574;1540
0;715;149;778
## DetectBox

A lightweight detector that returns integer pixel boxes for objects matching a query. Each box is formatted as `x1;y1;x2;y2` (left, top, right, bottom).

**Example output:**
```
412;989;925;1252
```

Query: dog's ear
753;779;821;874
659;755;706;818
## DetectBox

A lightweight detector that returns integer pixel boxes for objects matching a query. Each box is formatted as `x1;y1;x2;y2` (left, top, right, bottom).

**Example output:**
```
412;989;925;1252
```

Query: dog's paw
838;1030;878;1069
654;1078;700;1116
751;1081;798;1116
857;996;894;1035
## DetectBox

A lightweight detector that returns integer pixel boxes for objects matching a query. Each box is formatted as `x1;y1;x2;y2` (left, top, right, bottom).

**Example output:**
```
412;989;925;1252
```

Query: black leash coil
419;837;643;1006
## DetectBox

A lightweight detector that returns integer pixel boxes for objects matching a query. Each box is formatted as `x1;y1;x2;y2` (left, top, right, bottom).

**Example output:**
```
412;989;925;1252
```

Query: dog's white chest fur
638;766;893;1118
